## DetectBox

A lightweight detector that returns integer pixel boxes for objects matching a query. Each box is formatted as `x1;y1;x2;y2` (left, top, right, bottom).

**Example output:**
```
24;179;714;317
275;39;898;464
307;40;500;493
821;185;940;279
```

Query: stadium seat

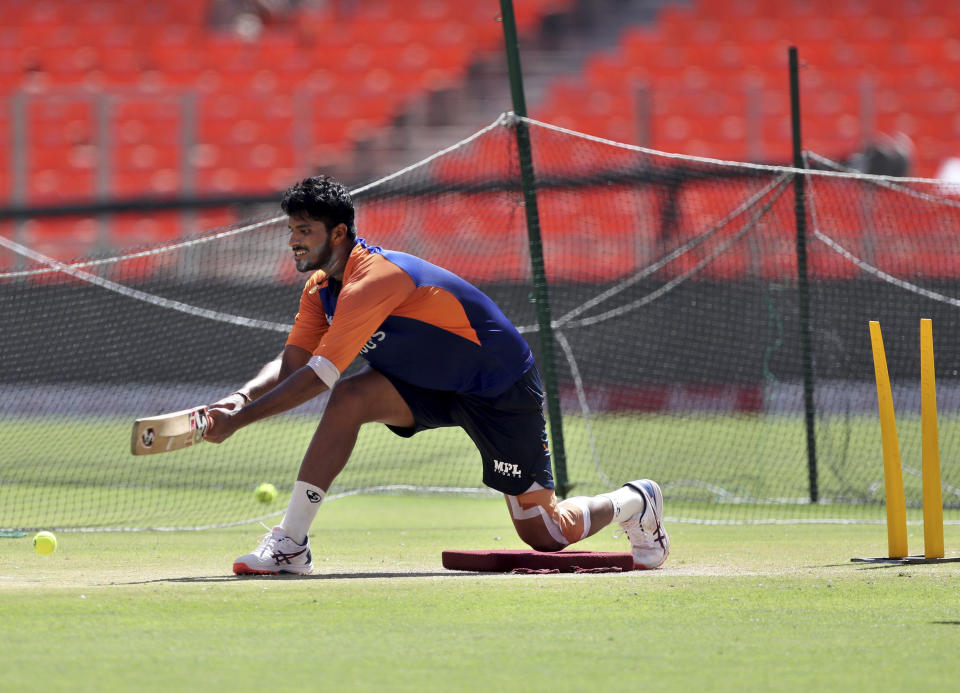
238;166;296;194
111;169;181;198
202;37;255;73
671;182;759;280
310;115;360;149
96;46;144;86
810;179;870;240
568;186;660;280
193;207;237;232
429;124;517;183
112;143;180;172
872;243;953;280
584;52;646;92
356;197;421;248
4;0;957;234
27;166;96;204
0;221;15;269
807;242;862;279
111;97;183;146
0;160;9;201
526;0;958;192
755;16;820;43
109;211;181;246
411;191;529;282
20;216;100;264
196;168;241;194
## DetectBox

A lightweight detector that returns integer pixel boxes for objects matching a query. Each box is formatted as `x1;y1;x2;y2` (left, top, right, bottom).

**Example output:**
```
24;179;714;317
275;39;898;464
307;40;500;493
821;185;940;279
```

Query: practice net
3;114;960;530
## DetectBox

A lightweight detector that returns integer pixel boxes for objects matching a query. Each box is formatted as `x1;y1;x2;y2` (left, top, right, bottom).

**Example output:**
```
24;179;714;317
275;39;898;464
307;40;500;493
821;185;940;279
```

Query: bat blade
130;405;209;455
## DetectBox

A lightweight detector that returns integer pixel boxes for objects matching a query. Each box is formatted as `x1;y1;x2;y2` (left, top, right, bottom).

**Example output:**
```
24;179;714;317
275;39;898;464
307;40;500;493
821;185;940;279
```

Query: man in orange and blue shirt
205;175;669;574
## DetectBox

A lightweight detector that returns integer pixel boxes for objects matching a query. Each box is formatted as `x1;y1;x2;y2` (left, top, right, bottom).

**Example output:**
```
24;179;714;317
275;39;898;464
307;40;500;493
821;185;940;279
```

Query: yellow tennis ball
254;482;277;504
33;531;57;555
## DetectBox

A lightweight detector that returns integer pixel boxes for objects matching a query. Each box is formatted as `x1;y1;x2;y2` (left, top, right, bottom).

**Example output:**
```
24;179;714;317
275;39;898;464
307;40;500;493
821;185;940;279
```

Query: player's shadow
118;571;487;585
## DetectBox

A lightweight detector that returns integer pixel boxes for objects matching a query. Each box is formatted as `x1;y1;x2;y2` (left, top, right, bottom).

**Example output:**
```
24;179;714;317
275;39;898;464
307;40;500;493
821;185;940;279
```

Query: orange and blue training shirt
286;239;534;397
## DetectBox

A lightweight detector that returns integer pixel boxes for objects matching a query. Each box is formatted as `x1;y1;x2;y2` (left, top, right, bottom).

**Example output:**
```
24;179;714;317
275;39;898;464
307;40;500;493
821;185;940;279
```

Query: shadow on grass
117;570;489;584
846;556;960;571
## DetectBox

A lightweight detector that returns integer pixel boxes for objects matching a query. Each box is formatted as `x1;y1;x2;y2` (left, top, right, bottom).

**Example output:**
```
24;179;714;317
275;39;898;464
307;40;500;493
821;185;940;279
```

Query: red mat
442;549;634;573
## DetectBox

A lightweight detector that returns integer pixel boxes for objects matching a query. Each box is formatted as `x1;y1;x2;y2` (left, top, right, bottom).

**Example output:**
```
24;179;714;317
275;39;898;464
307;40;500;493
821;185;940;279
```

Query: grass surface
3;495;960;692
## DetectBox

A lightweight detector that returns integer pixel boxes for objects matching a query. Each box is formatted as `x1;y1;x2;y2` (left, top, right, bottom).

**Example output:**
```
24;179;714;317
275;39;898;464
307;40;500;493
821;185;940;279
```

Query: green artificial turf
2;495;960;692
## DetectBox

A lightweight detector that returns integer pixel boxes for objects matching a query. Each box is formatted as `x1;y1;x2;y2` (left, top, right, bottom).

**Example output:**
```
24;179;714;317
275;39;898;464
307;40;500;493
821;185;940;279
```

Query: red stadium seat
111;168;181;198
110;97;183;146
413;191;529;282
529;187;633;282
26;166;96;204
20;216;100;265
4;0;958;237
109;211;181;246
194;207;237;232
807;240;862;279
534;0;946;181
872;243;960;281
671;182;753;280
355;197;421;249
112;143;180;171
0;221;16;270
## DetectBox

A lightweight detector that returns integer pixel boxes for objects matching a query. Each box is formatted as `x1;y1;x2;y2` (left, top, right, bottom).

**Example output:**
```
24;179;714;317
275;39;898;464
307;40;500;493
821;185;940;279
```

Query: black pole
788;46;819;504
498;0;569;497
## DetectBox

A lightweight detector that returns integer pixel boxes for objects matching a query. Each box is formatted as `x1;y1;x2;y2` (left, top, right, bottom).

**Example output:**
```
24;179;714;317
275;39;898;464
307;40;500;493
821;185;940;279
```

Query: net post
498;0;569;497
788;46;819;504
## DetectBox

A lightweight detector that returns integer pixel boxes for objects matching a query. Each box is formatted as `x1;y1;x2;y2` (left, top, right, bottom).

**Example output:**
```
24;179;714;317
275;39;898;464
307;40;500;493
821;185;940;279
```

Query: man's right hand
204;405;242;444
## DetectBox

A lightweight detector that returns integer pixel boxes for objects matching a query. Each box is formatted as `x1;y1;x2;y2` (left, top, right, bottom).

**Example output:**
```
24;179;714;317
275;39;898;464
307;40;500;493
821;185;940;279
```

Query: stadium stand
534;0;960;178
5;0;955;201
1;0;958;286
0;0;576;210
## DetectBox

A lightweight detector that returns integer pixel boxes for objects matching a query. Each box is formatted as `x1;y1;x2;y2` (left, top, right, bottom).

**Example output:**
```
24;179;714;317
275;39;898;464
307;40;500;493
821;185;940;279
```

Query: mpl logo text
492;459;522;478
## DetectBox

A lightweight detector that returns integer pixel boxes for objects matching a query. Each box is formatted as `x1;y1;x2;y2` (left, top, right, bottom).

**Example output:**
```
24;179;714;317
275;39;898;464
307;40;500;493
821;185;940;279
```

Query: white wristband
306;355;341;389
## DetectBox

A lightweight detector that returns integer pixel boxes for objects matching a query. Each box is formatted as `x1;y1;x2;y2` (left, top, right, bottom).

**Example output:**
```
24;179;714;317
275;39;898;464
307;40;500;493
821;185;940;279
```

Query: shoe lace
253;523;280;554
611;515;643;540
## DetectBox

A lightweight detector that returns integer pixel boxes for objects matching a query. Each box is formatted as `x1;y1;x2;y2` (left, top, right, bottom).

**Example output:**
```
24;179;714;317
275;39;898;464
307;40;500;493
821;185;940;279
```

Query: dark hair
280;175;357;240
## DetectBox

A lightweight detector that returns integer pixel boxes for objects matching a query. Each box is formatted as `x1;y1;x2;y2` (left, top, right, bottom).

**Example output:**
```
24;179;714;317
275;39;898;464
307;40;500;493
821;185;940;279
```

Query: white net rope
5;114;960;529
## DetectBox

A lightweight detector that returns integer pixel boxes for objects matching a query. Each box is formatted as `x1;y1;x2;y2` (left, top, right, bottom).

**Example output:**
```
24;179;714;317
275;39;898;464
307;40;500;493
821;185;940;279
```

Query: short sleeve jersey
286;239;534;397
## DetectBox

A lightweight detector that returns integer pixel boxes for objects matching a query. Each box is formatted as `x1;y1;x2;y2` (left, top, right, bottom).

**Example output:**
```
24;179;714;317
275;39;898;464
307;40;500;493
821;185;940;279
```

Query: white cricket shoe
617;479;670;570
233;526;313;575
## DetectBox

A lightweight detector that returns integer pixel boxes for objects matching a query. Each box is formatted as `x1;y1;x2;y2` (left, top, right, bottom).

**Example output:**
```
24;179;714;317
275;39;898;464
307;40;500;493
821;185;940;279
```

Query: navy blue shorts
379;366;555;496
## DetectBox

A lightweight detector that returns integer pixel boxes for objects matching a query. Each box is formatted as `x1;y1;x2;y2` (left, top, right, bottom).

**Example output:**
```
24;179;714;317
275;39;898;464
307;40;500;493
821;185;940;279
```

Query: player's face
288;213;334;273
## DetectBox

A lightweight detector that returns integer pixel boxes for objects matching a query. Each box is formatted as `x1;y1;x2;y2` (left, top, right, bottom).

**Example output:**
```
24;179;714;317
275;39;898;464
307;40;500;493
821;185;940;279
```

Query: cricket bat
130;405;209;455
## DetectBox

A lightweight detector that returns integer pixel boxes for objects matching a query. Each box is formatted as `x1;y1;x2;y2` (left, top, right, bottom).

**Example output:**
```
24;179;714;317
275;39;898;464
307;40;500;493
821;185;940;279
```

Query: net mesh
3;114;960;530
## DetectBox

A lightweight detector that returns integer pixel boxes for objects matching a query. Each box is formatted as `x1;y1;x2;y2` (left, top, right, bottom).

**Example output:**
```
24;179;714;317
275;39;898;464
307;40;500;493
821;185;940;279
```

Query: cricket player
204;175;669;574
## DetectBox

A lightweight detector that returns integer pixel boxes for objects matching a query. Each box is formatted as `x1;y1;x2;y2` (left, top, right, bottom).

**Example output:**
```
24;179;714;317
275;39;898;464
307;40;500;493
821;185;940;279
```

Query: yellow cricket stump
868;321;908;559
919;319;944;559
853;320;960;565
